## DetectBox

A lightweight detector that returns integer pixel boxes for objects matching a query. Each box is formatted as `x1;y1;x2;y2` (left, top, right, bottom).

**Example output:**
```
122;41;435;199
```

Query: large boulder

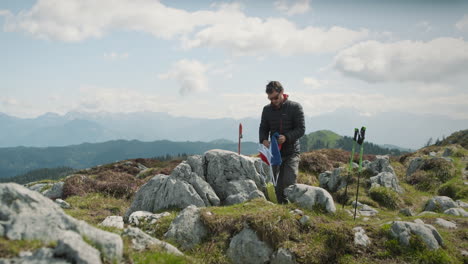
224;180;265;205
367;155;395;175
424;196;458;212
227;228;273;264
444;208;468;217
54;231;102;264
204;149;266;203
406;157;424;178
43;182;64;199
390;221;443;250
0;183;123;262
122;227;183;255
99;216;124;229
124;175;207;220
370;172;403;193
164;205;208;250
284;184;336;213
319;167;347;193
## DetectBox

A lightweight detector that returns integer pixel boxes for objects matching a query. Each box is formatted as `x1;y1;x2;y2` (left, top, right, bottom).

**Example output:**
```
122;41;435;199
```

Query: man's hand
262;140;270;148
278;135;286;144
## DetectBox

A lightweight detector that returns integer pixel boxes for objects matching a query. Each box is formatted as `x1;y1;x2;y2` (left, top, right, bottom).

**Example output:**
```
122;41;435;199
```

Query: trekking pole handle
353;128;359;141
357;126;366;145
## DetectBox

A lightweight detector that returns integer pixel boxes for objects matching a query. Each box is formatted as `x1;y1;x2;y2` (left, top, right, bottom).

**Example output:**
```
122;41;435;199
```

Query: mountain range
0;109;466;149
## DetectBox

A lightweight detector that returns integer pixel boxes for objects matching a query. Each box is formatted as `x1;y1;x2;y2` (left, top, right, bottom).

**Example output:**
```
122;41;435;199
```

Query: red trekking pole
238;123;243;155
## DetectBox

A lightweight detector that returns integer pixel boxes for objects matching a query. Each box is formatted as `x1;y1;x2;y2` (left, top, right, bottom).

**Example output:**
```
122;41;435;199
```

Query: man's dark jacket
259;96;305;157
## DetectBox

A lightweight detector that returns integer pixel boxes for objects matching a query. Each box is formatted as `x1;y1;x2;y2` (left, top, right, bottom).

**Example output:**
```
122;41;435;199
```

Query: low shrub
369;186;400;209
299;152;333;174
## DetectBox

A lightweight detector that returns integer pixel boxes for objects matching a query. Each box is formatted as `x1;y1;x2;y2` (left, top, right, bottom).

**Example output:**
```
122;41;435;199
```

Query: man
259;81;305;204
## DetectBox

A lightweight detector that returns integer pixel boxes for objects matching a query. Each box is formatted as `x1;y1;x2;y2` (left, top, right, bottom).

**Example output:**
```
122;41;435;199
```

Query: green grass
64;192;131;225
0;238;47;258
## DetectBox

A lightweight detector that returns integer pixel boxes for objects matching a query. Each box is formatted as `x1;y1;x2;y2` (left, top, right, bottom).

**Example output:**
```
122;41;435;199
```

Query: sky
1;0;468;122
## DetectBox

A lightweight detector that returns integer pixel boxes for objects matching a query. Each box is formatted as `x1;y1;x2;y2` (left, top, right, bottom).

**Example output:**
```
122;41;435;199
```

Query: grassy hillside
2;141;467;263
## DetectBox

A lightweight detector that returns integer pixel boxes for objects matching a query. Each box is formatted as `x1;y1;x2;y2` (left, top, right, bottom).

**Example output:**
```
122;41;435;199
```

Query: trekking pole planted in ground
353;126;366;221
238;123;243;155
342;128;359;209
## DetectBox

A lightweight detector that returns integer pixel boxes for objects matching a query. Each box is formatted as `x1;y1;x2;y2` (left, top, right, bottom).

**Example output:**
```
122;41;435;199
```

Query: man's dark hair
266;81;284;94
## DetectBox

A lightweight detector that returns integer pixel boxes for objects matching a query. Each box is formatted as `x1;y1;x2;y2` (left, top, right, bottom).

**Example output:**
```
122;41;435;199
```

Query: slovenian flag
258;132;282;185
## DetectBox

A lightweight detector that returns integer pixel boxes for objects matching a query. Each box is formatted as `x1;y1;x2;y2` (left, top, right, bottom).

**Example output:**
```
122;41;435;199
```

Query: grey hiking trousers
274;153;300;204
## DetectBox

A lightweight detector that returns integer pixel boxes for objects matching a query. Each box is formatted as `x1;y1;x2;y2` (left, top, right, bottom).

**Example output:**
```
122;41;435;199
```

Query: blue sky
1;0;468;121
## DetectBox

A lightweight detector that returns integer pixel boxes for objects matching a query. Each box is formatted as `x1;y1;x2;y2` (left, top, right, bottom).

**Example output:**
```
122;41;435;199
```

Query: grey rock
27;183;50;193
456;200;468;208
122;227;183;256
319;167;347;192
362;160;371;169
224;180;265;205
165;205;208;250
406;157;424;178
128;211;171;226
270;248;296;264
124;175;206;219
187;155;205;180
368;155;395;175
204;149;266;203
390;221;443;250
55;199;71;209
429;152;437;157
137;163;148;171
442;148;453;157
0;183;123;262
444;208;468;217
136;168;154;179
0;248;70;264
435;218;457;229
43;182;64;199
299;215;310;226
227;228;273;264
54;231;102;264
284;184;336;213
461;250;468;257
399;208;415;216
171;162;221;206
352;202;379;217
353;227;370;247
100;216;124;229
370;171;403;193
413;219;425;225
425;196;458;212
418;211;438;216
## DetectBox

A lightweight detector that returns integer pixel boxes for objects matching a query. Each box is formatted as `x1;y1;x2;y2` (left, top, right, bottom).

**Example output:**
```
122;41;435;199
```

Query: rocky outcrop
370;172;403;193
406;157;424;178
0;183;123;263
125;150;267;219
164;205;208;250
390;221;443;250
227;228;273;264
444;208;468;217
204;150;266;203
434;218;457;229
122;227;183;255
353;227;371;247
43;182;64;199
319;167;347;193
284;184;336;213
367;155;396;175
424;196;459;212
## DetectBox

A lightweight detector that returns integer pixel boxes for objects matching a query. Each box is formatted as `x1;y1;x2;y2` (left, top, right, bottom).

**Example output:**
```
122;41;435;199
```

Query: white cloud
456;14;468;31
303;77;329;89
1;0;368;56
274;0;310;16
333;38;468;83
104;52;129;60
158;59;209;95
